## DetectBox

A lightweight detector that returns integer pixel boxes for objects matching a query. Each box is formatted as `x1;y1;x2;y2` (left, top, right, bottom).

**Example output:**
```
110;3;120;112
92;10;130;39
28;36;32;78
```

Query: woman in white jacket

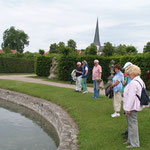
123;65;144;149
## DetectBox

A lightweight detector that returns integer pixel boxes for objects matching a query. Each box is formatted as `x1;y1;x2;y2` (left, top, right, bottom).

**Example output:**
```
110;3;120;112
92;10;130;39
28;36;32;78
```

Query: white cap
123;62;133;70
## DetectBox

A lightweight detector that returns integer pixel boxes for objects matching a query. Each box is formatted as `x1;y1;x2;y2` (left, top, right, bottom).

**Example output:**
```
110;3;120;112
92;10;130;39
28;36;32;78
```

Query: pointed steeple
93;18;101;53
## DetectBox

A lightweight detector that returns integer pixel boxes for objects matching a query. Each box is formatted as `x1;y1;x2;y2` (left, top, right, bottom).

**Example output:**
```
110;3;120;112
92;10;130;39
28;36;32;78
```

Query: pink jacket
123;76;144;112
92;65;102;80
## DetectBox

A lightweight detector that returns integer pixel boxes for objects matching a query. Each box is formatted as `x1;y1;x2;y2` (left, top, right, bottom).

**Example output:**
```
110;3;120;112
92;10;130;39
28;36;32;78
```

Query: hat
123;62;133;70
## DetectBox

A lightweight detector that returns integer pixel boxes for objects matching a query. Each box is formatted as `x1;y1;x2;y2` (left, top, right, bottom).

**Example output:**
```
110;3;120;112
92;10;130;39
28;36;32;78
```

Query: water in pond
0;99;59;150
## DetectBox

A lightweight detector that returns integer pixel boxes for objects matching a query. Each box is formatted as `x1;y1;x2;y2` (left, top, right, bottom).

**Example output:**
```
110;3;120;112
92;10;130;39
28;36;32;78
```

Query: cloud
0;0;150;52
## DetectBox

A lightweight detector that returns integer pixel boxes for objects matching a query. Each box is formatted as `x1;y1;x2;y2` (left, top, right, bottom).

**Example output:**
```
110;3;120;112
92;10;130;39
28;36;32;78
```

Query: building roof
0;49;17;53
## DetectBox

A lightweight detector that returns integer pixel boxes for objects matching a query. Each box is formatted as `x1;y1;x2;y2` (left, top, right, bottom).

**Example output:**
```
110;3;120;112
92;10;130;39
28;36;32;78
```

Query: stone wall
0;88;79;150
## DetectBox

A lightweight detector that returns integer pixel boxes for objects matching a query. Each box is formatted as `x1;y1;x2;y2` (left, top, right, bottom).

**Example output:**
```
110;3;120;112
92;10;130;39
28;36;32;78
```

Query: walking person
92;59;102;99
81;60;89;94
110;64;124;117
75;62;83;92
123;65;144;148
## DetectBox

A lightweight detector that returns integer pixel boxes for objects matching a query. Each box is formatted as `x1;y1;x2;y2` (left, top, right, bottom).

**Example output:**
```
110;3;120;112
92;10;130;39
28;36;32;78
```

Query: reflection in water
0;99;59;150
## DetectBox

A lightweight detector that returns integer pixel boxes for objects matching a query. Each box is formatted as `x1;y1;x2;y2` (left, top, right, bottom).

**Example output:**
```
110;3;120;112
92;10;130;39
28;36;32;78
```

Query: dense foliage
35;52;150;89
0;57;34;73
143;42;150;53
34;56;52;77
1;26;29;53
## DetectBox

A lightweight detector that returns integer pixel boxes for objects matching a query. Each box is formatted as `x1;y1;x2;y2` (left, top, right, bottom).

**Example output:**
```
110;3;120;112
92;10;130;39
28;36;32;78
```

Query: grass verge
0;79;149;150
28;75;93;87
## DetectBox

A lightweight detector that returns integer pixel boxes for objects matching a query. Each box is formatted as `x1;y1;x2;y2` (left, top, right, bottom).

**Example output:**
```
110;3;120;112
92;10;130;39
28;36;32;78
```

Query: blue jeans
93;80;100;98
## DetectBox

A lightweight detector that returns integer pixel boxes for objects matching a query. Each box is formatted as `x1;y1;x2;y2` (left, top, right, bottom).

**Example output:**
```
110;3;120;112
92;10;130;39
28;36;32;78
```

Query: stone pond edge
0;88;79;150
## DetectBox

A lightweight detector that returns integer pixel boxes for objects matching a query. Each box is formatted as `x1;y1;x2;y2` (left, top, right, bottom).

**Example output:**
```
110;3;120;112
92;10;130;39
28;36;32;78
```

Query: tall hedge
34;56;52;77
34;53;150;89
0;57;34;73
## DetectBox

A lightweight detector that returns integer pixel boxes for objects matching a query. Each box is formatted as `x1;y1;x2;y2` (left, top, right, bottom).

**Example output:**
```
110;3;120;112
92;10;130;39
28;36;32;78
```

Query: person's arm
76;70;82;74
111;80;120;88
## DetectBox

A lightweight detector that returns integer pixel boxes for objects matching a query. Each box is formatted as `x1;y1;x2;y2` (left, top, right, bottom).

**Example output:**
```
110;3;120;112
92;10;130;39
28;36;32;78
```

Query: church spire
93;18;101;54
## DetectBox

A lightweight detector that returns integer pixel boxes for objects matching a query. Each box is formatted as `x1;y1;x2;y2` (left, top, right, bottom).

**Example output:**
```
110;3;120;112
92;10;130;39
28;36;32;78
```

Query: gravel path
0;74;105;95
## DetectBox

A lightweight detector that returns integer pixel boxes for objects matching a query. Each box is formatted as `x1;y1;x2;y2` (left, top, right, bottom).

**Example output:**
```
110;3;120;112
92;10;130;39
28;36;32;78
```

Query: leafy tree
114;44;126;55
102;42;115;56
61;46;73;55
1;26;29;53
125;46;137;54
58;42;65;53
143;42;150;53
67;39;76;50
85;43;97;55
39;49;45;55
49;43;58;53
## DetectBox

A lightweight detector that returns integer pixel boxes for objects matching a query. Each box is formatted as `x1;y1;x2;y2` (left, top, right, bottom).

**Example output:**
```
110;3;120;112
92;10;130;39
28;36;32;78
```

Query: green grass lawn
0;79;149;150
29;75;94;87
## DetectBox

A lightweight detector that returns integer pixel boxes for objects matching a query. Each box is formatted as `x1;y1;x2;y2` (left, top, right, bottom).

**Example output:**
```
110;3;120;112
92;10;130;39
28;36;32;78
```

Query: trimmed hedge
34;56;52;77
35;53;150;89
0;57;34;73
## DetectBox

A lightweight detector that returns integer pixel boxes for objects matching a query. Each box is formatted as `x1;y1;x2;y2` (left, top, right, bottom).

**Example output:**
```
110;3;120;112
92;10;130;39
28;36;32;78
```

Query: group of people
110;62;146;149
73;59;102;98
73;60;147;149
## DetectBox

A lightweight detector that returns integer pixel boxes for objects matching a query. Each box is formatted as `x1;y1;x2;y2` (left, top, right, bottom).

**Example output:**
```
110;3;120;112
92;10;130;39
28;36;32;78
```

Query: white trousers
76;76;82;91
113;92;122;112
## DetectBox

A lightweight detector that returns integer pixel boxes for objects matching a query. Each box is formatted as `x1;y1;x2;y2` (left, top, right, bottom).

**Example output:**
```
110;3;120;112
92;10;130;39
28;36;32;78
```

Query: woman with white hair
123;65;144;149
75;62;83;92
92;59;102;98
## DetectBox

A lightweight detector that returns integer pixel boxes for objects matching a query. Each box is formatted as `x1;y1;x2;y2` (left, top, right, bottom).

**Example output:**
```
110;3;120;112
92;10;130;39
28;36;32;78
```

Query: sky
0;0;150;53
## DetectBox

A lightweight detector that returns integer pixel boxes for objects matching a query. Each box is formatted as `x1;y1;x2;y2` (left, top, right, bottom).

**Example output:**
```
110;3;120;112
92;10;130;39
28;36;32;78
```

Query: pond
0;99;59;150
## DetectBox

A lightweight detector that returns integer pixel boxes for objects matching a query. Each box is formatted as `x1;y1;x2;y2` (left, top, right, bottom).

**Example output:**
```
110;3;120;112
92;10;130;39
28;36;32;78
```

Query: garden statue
107;60;115;85
48;56;58;79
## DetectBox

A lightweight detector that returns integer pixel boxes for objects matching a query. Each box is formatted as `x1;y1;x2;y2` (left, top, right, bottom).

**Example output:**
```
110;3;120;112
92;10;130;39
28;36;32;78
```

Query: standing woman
81;60;89;94
75;62;83;92
123;65;144;149
111;64;124;117
92;59;102;99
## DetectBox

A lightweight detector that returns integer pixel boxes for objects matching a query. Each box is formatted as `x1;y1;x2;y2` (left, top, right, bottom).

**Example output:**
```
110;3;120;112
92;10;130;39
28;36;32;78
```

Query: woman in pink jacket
123;65;144;149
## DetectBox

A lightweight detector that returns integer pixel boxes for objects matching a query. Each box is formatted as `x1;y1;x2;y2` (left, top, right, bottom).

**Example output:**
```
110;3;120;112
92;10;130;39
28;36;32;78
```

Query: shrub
34;56;52;77
0;57;34;73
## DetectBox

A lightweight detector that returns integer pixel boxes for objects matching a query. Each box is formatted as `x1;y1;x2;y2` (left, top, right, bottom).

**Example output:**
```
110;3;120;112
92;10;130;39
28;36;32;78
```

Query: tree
1;26;29;53
102;42;115;56
125;46;137;54
85;43;97;55
114;44;126;55
143;42;150;53
58;42;65;53
49;43;58;53
39;49;45;55
67;39;76;50
61;46;73;55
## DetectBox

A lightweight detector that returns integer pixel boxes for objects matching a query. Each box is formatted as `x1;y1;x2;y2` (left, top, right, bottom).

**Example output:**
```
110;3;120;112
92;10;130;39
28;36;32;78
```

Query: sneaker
82;91;88;94
111;112;120;117
74;90;80;92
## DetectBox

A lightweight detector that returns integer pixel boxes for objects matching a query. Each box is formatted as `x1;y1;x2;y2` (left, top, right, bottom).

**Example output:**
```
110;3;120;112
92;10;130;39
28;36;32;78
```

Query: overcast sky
0;0;150;53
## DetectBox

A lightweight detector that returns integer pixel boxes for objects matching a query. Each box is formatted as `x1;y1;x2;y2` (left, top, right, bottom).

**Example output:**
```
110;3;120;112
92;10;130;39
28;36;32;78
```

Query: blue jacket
82;65;89;78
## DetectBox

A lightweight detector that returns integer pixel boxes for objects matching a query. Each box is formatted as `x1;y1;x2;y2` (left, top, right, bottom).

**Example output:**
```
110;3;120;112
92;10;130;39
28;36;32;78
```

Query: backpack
135;80;150;106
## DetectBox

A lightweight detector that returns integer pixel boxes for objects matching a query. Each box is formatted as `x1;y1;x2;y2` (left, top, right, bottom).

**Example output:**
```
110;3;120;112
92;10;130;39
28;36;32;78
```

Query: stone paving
0;74;105;95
